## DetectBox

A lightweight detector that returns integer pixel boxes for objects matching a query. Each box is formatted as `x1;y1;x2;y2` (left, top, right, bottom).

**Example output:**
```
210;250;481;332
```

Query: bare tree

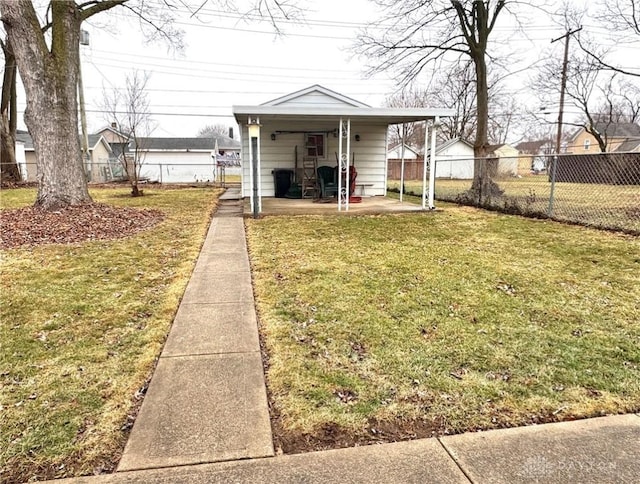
385;60;518;149
358;0;512;197
0;0;299;210
0;34;20;183
197;124;232;138
102;70;155;197
533;40;640;153
577;0;640;78
385;89;428;151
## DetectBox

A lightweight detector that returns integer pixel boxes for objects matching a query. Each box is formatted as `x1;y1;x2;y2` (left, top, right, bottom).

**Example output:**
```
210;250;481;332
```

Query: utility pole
548;26;582;217
551;26;582;156
78;30;90;179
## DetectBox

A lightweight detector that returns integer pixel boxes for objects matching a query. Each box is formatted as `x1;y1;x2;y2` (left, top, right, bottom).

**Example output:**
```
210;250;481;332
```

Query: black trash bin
272;169;294;198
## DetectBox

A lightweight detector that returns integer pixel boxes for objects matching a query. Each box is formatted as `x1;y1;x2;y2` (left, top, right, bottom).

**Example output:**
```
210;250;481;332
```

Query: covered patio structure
232;85;453;216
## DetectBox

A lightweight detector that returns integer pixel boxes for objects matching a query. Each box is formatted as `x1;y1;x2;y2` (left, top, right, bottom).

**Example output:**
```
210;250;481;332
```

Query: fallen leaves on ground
0;203;165;249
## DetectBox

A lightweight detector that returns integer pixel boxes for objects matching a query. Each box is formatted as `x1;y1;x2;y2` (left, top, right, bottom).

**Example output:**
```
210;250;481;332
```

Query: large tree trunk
1;38;21;183
469;38;501;202
0;0;92;210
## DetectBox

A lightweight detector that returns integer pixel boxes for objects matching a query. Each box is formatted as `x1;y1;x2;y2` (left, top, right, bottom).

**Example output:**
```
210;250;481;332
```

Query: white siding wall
15;142;27;181
139;151;216;183
435;142;475;179
241;121;388;198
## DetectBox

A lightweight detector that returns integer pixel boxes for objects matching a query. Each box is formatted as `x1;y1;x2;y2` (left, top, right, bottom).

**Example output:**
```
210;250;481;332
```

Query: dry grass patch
0;187;220;481
246;207;640;452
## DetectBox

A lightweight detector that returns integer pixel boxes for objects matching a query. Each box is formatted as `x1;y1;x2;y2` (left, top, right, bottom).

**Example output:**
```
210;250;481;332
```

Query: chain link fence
389;152;640;235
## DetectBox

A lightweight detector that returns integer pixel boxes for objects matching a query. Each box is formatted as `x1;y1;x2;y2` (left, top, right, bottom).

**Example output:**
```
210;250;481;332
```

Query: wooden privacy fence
387;158;425;180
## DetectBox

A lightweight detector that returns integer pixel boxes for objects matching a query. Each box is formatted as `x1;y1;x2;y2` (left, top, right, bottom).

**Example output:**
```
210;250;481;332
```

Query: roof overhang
232;106;454;125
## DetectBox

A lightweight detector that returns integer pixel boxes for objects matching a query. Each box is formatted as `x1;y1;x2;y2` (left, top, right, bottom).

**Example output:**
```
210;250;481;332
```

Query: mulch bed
0;203;165;249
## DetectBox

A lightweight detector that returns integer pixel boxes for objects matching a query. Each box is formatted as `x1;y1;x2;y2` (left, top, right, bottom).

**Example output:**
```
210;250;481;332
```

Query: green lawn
246;207;640;451
0;187;220;482
388;176;640;233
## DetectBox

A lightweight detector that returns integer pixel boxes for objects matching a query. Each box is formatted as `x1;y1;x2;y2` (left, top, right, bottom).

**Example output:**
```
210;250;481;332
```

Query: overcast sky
13;0;639;140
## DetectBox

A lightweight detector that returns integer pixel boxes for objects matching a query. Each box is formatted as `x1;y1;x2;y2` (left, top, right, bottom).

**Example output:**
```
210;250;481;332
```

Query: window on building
305;133;325;158
584;139;590;150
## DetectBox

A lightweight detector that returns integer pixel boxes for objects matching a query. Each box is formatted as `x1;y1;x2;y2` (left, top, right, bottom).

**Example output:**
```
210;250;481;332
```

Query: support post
400;123;406;203
422;120;429;209
428;117;439;210
338;118;351;211
338;118;343;211
248;119;262;218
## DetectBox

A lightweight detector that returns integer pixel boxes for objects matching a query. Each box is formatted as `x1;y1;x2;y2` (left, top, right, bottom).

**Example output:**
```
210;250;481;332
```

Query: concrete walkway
51;188;640;482
117;188;273;472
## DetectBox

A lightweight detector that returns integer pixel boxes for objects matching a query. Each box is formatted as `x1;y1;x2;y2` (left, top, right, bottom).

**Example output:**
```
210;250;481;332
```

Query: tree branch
80;0;128;21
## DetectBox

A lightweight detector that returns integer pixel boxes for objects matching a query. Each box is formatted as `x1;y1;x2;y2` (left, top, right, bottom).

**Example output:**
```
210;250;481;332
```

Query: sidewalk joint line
160;350;261;359
436;438;475;483
116;453;276;474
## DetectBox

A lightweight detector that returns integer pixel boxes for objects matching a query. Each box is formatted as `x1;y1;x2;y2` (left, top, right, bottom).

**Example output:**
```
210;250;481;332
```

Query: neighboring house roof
233;85;453;125
434;137;474;154
262;84;371;108
16;130;112;154
615;138;640;152
387;143;421;158
95;125;129;139
515;139;553;154
16;130;31;148
569;122;640;142
485;143;506;152
132;136;240;151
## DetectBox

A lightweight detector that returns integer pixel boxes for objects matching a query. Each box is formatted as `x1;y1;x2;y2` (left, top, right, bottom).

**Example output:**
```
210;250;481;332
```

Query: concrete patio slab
162;302;259;356
248;196;428;216
181;273;253;303
117;353;273;472
192;253;250;273
61;437;467;483
440;414;640;483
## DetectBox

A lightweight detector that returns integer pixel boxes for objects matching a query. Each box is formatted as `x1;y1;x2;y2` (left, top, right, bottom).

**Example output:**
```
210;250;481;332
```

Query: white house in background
487;143;520;176
15;130;113;182
232;84;453;212
431;140;519;179
432;138;475;179
132;136;241;183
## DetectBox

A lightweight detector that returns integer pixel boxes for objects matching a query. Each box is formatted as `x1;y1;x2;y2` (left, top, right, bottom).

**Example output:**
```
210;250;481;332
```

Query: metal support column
400;123;406;203
338;118;351;211
428;117;439;210
422;120;429;209
247;117;261;217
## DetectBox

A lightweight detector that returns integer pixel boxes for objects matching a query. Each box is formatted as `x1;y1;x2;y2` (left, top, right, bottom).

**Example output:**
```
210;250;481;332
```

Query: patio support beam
422;120;429;209
400;123;406;203
247;117;262;217
338;117;351;211
428;117;439;210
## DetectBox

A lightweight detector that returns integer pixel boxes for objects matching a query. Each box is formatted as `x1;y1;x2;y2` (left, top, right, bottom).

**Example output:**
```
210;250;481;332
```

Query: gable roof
16;130;111;153
387;142;421;157
261;84;370;108
569;122;640;141
95;125;129;138
515;139;553;154
132;135;240;151
435;137;474;154
234;86;454;125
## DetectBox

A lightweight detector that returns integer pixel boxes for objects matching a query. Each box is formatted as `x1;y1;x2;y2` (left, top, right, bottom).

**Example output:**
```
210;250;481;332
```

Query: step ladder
301;143;319;199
